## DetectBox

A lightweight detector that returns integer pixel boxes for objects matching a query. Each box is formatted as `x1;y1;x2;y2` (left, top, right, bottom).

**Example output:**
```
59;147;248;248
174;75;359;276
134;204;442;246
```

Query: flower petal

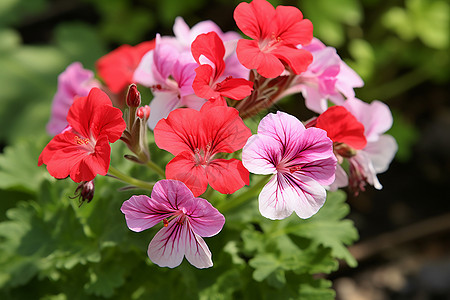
147;220;186;268
288;173;327;219
316;106;367;150
165;152;208;197
233;0;275;40
206;158;249;194
201;105;251;154
184;229;213;269
216;77;253;100
67;88;125;142
271;45;313;75
329;164;349;190
298;156;337;186
120;194;172;232
343;98;393;142
148;91;184;130
242;134;280;175
258;175;292;219
193;64;221;100
363;135;397;173
185;197;225;237
275;6;312;45
154;108;202;154
69;135;111;182
236;39;285;78
288;127;335;164
151;179;195;210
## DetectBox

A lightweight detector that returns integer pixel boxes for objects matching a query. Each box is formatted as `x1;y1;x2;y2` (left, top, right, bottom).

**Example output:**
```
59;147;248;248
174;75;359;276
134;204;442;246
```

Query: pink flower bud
126;84;141;107
137;105;150;119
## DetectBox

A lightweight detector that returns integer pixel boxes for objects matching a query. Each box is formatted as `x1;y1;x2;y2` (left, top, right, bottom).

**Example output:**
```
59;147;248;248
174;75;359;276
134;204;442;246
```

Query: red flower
38;88;126;182
154;105;251;196
191;32;253;105
314;106;367;150
233;0;313;78
96;40;155;94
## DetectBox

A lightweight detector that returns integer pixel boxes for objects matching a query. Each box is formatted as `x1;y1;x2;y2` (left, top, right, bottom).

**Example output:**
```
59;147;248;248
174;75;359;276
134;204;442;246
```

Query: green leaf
249;253;281;282
0;138;49;193
298;276;336;300
288;191;359;267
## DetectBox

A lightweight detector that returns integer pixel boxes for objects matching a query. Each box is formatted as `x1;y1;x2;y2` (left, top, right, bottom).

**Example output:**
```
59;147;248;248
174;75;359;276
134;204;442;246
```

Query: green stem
201;186;214;200
218;175;272;212
145;160;166;178
108;165;155;190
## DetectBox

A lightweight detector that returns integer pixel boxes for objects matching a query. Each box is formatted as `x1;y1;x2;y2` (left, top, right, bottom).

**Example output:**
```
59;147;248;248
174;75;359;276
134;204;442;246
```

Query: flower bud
71;180;95;207
126;84;141;108
137;105;151;120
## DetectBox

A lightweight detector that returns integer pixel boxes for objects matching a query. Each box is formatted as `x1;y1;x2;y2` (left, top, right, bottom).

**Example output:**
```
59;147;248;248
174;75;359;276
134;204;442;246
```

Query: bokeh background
0;0;449;299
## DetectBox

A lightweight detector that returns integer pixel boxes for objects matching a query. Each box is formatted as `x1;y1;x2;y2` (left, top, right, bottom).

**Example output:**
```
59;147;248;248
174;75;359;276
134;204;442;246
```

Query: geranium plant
35;0;398;298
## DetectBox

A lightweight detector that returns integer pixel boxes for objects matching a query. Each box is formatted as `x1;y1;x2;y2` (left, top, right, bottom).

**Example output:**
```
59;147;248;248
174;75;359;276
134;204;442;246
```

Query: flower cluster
38;0;397;269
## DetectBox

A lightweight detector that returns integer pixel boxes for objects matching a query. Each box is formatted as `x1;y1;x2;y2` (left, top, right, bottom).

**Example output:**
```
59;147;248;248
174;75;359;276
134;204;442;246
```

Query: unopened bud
137;105;151;119
71;180;95;207
127;84;141;108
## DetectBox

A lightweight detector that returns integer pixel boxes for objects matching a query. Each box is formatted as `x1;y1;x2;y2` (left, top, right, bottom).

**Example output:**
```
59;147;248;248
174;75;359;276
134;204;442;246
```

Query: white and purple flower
242;111;337;220
120;179;225;269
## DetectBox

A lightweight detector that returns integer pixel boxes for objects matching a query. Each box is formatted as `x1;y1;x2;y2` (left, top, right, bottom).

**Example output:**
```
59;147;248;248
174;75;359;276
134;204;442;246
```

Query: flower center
193;143;214;166
74;135;95;154
259;34;282;53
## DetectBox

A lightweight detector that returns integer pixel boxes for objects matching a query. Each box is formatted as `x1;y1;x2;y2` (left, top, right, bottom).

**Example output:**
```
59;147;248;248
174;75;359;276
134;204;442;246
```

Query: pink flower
120;179;225;269
154;105;251;197
282;38;364;113
38;88;126;182
313;99;397;194
46;62;100;135
341;98;397;193
242;111;336;219
162;17;242;52
191;32;253;105
133;35;205;129
233;0;313;78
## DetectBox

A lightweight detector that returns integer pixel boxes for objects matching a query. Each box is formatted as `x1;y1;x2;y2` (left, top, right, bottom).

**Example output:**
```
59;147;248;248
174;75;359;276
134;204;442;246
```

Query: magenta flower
46;62;100;135
282;38;364;113
120;179;225;269
242;111;336;219
133;35;205;129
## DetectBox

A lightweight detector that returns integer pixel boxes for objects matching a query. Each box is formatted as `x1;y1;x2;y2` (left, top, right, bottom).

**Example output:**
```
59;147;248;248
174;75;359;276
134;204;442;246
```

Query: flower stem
108;165;155;190
145;160;166;178
218;175;272;212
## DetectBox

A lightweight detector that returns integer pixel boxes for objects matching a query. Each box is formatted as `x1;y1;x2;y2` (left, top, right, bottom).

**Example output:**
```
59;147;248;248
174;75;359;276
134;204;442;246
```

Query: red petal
275;7;313;45
165;152;208;197
67;88;126;142
191;32;225;78
200;105;252;153
271;45;313;75
234;0;276;40
154;108;204;156
69;135;111;182
192;65;221;100
236;39;284;78
316;106;367;150
216;77;253;100
206;159;249;194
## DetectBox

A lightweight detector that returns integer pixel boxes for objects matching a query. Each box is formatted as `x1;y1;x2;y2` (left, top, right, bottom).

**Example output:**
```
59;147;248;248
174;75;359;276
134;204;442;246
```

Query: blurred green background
0;0;449;299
